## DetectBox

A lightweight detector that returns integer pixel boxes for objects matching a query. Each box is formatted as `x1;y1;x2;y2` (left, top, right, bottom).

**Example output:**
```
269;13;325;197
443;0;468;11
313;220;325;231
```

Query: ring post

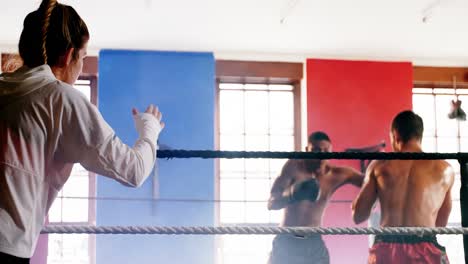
459;158;468;264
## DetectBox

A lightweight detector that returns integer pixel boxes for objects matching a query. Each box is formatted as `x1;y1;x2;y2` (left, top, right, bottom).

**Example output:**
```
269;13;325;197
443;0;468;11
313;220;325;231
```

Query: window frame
412;83;467;263
214;60;303;263
215;60;304;225
413;85;463;152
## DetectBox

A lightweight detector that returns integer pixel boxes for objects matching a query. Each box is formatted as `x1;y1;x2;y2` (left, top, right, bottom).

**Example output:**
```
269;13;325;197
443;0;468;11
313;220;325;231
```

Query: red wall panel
307;59;413;263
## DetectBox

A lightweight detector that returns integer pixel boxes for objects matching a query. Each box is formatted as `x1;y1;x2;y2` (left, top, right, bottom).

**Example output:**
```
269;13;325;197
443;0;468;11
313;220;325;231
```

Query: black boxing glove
448;100;467;121
287;179;319;203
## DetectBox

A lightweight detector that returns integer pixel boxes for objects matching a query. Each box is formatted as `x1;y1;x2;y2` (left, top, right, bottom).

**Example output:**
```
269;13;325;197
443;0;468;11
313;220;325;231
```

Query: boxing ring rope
55;196;354;204
156;149;468;160
41;225;468;236
44;150;468;262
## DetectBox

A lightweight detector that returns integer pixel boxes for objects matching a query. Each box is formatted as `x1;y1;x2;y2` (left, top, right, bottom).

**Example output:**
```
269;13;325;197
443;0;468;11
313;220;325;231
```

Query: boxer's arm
352;161;378;224
436;190;452;227
436;167;455;227
346;168;365;187
268;161;295;210
330;167;364;192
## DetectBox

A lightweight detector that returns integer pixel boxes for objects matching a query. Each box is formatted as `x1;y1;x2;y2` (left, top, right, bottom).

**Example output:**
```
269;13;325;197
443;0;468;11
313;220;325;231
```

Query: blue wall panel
97;50;215;264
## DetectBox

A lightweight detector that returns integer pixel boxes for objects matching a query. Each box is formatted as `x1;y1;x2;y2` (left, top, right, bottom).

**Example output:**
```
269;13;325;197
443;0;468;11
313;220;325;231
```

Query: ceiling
1;0;468;64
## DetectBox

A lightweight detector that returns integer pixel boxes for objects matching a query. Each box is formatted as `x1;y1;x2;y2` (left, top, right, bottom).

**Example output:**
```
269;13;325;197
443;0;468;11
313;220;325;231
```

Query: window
217;82;299;263
413;87;467;263
48;78;97;264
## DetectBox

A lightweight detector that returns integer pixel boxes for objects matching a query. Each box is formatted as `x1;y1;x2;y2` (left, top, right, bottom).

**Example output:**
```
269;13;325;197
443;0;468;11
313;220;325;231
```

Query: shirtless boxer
352;110;455;264
267;131;364;264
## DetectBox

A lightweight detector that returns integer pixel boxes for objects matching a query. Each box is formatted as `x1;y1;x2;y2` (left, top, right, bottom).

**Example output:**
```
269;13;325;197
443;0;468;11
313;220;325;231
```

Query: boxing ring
42;150;468;262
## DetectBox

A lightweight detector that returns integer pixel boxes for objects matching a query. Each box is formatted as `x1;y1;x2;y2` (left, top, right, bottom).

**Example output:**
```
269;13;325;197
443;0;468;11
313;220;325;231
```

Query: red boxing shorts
368;235;449;264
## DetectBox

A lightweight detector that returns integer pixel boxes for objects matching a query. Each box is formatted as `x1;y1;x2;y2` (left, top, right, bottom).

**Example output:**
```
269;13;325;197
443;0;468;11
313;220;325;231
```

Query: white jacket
0;65;161;258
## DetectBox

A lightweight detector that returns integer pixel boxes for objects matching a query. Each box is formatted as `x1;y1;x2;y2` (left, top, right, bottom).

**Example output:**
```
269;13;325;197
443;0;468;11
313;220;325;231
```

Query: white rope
42;225;468;236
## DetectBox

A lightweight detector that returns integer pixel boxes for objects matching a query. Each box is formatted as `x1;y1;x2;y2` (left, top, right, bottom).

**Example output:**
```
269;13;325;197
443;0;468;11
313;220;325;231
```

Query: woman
0;1;164;263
